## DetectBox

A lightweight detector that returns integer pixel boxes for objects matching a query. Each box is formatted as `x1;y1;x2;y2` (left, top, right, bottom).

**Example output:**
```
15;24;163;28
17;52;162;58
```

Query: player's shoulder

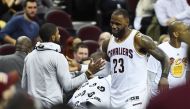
135;31;155;49
11;15;24;21
158;42;169;48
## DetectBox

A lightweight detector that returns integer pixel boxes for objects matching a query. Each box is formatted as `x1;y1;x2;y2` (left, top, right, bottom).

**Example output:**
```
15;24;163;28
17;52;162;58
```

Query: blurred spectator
0;0;39;45
154;0;190;34
21;23;105;109
97;32;111;51
147;46;190;109
73;42;89;64
72;37;82;49
0;71;19;109
134;0;157;34
0;36;32;88
6;91;42;109
36;0;53;17
148;21;190;98
21;0;54;22
63;37;82;59
0;0;22;23
158;34;170;44
97;0;127;32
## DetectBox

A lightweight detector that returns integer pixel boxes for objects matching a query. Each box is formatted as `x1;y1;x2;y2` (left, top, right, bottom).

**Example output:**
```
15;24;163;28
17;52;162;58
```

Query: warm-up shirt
21;42;88;108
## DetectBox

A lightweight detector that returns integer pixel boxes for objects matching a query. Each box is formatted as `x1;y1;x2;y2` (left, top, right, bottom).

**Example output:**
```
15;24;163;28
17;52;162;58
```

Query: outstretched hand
66;56;80;72
87;58;106;75
158;77;169;93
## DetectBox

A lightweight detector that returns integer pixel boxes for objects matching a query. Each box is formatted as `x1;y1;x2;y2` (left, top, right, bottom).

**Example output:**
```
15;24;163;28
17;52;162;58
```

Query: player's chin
112;32;119;37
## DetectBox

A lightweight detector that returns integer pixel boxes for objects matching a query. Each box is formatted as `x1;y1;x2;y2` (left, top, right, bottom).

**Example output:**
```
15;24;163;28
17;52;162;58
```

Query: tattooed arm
136;34;170;92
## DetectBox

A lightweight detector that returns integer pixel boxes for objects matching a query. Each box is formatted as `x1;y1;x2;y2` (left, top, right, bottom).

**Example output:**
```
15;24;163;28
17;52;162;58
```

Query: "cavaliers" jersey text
108;47;133;58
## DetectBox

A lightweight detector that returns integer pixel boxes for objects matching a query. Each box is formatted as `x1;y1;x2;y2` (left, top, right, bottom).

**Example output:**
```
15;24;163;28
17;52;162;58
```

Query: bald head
98;32;111;46
168;21;185;34
168;21;190;45
15;36;32;54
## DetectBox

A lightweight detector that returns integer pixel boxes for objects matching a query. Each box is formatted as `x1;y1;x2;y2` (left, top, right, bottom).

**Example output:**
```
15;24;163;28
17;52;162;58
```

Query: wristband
87;69;93;75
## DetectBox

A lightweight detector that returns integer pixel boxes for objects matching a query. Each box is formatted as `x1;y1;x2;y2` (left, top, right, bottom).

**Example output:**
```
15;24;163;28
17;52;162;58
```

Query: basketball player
146;23;190;109
99;9;170;109
148;21;190;97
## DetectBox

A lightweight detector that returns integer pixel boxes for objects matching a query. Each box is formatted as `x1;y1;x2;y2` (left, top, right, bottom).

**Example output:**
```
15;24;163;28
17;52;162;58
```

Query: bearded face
110;14;129;39
24;1;37;19
112;26;126;39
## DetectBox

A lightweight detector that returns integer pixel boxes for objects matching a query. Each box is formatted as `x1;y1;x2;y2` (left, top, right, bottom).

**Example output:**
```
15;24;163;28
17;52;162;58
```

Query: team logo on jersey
97;86;105;92
170;57;187;78
88;92;95;97
81;90;86;96
108;47;133;58
93;97;101;102
81;82;89;88
89;83;97;87
98;76;104;79
126;96;139;102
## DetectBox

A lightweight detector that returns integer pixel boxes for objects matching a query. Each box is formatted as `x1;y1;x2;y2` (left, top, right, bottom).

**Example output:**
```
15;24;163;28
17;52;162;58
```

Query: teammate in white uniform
148;21;190;97
100;9;170;109
68;75;111;109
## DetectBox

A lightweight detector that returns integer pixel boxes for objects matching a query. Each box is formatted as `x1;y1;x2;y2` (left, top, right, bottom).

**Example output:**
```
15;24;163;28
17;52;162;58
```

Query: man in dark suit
0;36;32;88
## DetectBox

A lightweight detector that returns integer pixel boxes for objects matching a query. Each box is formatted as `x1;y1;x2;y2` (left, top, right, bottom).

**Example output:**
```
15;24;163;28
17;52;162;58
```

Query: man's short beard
113;29;125;39
26;13;36;20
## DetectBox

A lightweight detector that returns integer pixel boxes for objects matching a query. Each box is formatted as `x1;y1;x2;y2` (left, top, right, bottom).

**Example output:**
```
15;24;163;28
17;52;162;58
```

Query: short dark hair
73;42;88;53
22;0;37;8
112;8;130;19
39;23;57;42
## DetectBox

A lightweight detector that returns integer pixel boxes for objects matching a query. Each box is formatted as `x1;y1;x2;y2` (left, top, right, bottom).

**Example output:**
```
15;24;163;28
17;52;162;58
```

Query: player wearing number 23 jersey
107;30;148;109
101;9;170;109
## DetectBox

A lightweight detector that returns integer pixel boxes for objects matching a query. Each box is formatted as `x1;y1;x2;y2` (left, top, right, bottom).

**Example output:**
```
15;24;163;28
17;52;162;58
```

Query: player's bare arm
136;34;170;92
136;34;170;78
102;39;110;62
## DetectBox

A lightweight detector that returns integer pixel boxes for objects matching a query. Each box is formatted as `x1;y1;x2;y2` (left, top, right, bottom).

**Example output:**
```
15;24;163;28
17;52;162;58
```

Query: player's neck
115;29;131;42
169;39;181;48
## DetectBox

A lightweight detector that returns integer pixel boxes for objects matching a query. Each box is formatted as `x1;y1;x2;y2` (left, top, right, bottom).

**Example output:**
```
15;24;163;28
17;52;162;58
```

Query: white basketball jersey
107;30;148;108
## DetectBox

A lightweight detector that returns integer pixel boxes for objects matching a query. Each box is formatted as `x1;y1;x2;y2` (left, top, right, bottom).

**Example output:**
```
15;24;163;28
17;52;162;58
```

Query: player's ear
173;32;179;38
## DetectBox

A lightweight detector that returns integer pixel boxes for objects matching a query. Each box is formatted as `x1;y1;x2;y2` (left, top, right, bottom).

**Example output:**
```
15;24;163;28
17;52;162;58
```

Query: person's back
22;23;105;109
0;36;32;89
0;51;25;74
24;43;65;107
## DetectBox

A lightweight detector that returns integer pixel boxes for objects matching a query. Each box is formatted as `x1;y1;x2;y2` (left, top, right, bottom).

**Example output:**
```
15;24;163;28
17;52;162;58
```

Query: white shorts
111;85;149;109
